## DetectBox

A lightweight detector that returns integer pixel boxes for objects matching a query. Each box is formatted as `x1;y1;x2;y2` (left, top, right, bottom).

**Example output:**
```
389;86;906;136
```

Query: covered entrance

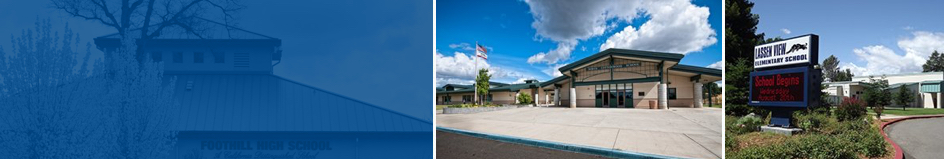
595;83;633;108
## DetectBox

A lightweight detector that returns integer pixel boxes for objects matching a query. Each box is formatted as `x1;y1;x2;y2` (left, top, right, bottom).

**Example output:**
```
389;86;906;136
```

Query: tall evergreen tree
895;85;913;110
823;55;840;82
923;50;944;72
725;0;764;62
832;68;855;82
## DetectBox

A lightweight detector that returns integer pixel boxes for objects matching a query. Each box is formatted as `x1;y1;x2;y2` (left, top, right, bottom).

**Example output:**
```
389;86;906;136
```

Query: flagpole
474;41;479;105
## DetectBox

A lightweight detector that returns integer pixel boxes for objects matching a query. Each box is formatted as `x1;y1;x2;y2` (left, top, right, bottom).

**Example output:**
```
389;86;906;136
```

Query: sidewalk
436;107;722;159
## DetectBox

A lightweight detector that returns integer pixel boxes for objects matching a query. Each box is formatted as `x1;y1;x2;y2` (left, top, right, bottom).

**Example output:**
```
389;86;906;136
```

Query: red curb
879;115;944;159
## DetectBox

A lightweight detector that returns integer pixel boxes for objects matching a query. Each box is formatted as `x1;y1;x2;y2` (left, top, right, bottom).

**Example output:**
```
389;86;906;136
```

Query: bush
727;144;791;159
517;93;532;104
835;97;867;121
728;114;765;135
793;112;839;134
785;134;857;159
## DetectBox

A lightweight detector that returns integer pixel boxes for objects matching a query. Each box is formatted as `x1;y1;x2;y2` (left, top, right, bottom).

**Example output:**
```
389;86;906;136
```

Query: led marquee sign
748;67;816;108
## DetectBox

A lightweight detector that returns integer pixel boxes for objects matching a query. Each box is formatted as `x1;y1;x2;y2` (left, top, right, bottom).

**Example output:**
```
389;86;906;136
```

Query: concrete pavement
436;130;612;159
436;107;723;159
885;117;944;159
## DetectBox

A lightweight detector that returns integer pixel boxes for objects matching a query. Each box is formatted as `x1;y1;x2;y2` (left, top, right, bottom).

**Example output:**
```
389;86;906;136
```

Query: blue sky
0;0;433;122
435;0;722;86
753;0;944;76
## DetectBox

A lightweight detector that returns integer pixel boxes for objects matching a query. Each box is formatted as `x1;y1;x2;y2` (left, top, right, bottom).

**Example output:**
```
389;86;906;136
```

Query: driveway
885;117;944;159
436;107;723;159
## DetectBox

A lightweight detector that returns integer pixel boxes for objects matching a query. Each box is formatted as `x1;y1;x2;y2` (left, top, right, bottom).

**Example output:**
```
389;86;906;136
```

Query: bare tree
51;0;244;40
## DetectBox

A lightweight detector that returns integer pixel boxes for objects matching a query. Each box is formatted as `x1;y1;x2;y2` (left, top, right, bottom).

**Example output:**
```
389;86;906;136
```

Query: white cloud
844;31;944;76
542;63;568;77
598;0;716;54
524;0;715;64
844;45;924;76
706;60;723;69
903;26;914;30
448;43;474;51
897;31;944;59
527;42;576;64
781;28;792;35
435;50;531;86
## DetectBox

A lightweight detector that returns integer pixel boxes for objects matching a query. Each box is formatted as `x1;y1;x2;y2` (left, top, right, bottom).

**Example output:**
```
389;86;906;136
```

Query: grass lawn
868;107;944;116
436;105;447;110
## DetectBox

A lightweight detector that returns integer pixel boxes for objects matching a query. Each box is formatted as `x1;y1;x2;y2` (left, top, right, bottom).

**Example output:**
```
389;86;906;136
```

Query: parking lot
436;107;723;159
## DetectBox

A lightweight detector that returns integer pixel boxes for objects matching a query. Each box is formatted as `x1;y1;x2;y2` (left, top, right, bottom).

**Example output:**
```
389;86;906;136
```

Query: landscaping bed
725;98;894;159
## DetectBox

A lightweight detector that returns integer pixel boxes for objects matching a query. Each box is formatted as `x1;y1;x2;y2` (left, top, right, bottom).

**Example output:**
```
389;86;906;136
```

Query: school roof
557;48;685;72
168;74;431;132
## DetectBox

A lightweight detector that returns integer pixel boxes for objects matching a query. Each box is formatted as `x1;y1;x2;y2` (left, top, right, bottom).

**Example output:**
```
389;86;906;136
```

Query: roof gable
557;48;684;72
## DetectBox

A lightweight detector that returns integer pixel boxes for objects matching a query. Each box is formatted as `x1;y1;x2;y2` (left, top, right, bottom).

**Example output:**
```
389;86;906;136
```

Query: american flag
476;44;488;60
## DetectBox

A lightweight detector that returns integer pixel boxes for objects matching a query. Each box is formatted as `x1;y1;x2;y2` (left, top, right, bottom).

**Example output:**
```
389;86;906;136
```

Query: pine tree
923;51;944;72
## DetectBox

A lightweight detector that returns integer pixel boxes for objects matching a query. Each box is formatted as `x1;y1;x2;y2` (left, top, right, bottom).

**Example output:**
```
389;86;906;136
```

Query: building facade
94;19;431;158
437;49;722;109
824;72;943;108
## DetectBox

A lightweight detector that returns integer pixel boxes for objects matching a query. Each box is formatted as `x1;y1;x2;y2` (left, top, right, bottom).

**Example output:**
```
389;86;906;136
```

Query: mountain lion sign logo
787;43;808;54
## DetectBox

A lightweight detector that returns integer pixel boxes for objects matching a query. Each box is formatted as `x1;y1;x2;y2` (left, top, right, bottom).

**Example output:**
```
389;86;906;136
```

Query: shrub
785;134;857;159
727;144;791;159
728;114;765;135
793;112;839;134
835;121;888;157
835;97;866;121
517;93;532;104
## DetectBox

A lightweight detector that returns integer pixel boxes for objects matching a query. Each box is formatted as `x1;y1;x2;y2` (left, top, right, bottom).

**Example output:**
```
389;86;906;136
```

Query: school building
93;18;431;158
824;72;943;108
436;48;722;109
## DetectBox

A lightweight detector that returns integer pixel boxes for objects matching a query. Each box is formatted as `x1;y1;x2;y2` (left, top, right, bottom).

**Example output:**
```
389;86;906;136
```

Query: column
694;82;704;108
554;87;560;106
545;94;550;105
515;91;519;104
659;83;668;109
570;87;577;108
533;90;539;107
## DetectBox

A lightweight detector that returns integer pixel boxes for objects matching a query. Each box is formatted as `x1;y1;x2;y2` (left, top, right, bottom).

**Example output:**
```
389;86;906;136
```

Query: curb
436;126;685;159
878;115;944;159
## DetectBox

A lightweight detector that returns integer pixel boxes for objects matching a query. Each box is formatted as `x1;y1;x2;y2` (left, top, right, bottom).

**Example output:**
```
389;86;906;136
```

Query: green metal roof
539;76;569;87
921;80;942;93
669;64;722;77
557;48;684;72
436;82;541;94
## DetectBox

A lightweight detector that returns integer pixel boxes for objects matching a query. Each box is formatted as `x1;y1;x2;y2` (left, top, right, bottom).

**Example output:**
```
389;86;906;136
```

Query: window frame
194;52;204;63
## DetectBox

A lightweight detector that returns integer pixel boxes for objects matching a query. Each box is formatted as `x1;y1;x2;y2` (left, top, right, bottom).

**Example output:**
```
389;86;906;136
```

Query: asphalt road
885;117;944;159
436;130;612;159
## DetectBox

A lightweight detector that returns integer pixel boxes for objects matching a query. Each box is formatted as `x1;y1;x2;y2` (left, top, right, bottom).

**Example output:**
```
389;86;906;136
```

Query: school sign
748;34;822;127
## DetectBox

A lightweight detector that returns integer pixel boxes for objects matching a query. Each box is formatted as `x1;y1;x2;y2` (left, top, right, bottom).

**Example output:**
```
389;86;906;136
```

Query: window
638;92;645;96
151;52;162;62
444;96;451;103
213;52;225;63
668;88;677;100
462;95;473;103
173;52;183;63
194;52;204;63
486;94;493;102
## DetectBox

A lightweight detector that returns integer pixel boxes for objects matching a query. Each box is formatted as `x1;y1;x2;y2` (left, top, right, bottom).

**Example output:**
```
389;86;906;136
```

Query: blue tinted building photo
0;0;432;158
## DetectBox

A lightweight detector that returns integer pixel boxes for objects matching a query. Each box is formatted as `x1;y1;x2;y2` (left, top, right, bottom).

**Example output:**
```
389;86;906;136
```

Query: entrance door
625;89;633;108
602;92;609;107
618;91;624;107
609;90;617;107
595;91;602;107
